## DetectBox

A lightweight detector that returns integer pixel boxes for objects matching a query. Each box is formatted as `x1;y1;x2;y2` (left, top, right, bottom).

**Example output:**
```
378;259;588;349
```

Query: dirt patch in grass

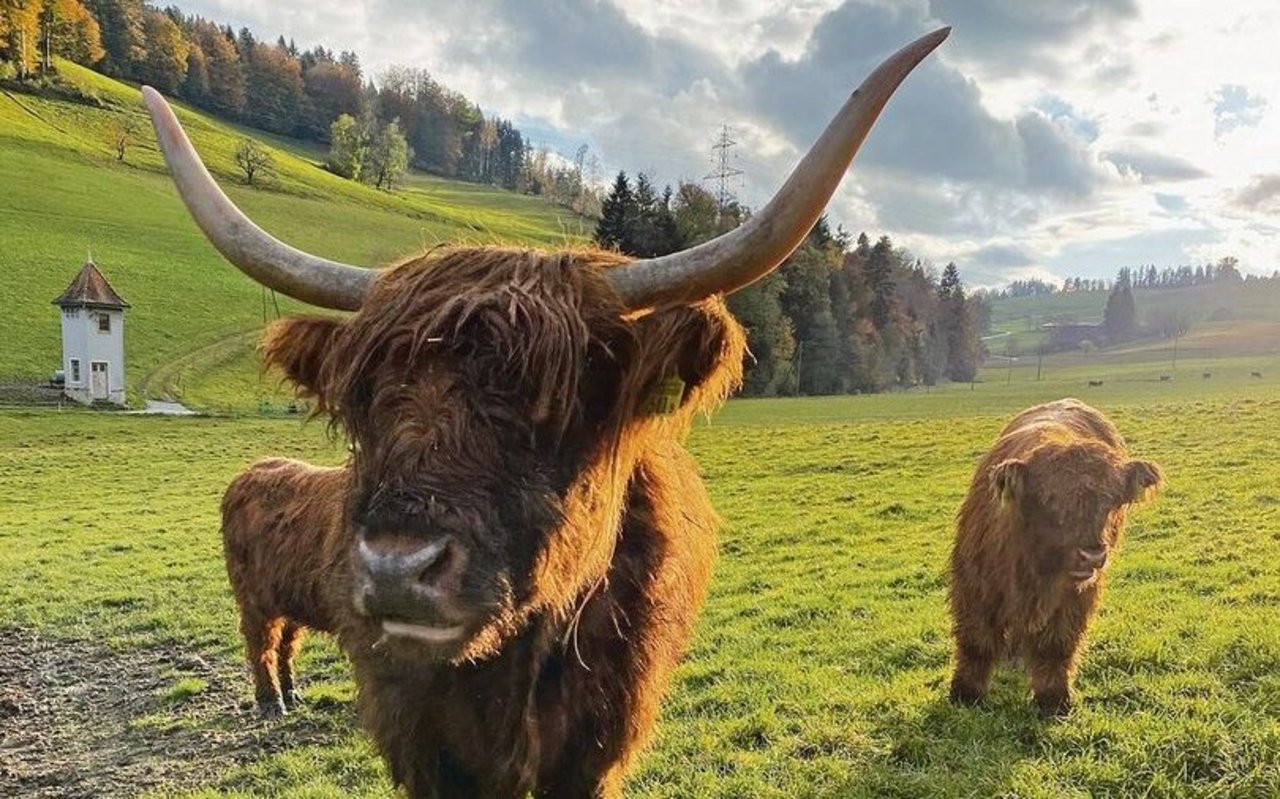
0;627;352;798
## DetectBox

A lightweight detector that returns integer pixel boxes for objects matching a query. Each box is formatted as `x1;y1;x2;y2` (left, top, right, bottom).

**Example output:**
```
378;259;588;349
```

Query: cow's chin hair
1066;569;1101;592
355;607;524;667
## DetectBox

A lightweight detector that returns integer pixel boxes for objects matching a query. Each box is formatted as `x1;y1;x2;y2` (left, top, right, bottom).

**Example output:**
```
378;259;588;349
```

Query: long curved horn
605;27;950;311
141;87;374;311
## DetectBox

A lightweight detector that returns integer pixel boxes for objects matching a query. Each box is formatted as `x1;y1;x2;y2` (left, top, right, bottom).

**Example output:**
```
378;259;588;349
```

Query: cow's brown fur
251;246;743;797
221;458;348;715
948;399;1162;715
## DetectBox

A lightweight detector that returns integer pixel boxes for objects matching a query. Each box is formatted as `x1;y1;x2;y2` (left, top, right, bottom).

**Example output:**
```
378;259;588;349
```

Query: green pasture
0;62;587;397
3;380;1279;797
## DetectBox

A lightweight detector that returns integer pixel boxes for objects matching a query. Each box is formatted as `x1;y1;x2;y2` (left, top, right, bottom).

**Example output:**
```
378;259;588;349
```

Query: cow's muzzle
353;533;472;645
1068;547;1107;582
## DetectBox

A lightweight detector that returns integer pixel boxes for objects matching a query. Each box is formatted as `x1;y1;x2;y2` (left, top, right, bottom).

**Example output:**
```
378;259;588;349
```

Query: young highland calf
949;399;1163;715
221;457;348;716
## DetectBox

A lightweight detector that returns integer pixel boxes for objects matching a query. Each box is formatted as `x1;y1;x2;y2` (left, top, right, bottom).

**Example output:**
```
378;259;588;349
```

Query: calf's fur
948;399;1162;714
221;457;349;715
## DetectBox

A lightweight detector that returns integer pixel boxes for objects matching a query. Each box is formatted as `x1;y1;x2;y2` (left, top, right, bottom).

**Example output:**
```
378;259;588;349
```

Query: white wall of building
61;307;126;405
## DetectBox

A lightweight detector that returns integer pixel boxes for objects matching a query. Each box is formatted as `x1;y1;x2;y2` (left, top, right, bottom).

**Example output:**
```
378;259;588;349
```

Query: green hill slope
1;62;589;403
988;281;1280;356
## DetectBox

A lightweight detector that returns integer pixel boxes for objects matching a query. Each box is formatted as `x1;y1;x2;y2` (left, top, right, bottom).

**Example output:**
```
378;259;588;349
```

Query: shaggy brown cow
142;28;949;798
221;457;346;716
948;399;1162;715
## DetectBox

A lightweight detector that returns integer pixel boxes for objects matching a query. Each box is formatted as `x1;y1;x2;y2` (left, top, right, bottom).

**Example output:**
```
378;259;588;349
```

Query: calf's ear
991;459;1026;505
260;316;344;400
1124;459;1163;503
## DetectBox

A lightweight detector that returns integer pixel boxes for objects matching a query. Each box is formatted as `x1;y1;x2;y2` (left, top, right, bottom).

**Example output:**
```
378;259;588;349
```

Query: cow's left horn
604;27;950;311
141;87;373;311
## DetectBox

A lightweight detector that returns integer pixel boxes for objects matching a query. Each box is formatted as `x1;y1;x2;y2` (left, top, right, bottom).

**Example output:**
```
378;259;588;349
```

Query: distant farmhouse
53;260;129;405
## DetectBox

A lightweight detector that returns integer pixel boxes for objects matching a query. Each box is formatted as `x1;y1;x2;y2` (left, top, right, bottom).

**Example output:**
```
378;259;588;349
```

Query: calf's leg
277;622;306;709
949;609;1000;705
1025;601;1092;716
241;611;287;717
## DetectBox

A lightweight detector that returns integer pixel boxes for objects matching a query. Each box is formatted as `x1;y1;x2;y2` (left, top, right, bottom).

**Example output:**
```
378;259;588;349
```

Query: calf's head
993;442;1162;587
140;29;950;660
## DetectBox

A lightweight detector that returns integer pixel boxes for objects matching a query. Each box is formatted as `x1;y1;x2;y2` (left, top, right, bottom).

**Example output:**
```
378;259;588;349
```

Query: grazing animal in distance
1202;372;1211;379
949;399;1162;715
1252;371;1263;379
221;458;347;716
1088;379;1104;387
143;27;949;798
1159;375;1171;382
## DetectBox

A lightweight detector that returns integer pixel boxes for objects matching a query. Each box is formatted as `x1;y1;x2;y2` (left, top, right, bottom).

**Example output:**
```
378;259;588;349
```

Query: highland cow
221;457;346;716
948;399;1162;715
142;28;949;798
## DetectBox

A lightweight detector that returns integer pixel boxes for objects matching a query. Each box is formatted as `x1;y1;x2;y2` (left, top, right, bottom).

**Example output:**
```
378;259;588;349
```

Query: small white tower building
53;260;130;405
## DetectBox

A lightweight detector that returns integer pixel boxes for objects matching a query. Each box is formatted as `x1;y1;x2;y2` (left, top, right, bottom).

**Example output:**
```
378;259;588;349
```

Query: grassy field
0;62;587;400
987;281;1280;357
3;372;1279;797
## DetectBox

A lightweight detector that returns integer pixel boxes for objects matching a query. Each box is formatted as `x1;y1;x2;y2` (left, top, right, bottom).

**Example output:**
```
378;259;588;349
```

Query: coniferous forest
594;173;991;396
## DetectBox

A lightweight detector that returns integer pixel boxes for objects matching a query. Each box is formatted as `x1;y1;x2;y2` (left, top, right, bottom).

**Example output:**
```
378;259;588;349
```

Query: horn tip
923;26;951;47
140;85;167;115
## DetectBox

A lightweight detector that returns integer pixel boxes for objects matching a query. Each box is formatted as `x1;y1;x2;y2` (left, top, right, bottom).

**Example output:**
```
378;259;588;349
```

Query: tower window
70;359;81;383
98;314;111;333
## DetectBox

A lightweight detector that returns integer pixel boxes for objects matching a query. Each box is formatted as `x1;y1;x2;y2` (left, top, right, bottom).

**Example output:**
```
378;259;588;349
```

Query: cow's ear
991;459;1026;505
1123;459;1163;503
260;316;344;399
631;300;745;418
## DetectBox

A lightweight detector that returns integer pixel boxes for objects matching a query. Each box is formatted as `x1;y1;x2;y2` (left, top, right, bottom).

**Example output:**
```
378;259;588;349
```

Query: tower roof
52;261;130;310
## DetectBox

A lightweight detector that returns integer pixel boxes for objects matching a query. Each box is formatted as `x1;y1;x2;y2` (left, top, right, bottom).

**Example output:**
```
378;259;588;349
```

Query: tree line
595;173;990;396
0;0;600;210
998;257;1265;299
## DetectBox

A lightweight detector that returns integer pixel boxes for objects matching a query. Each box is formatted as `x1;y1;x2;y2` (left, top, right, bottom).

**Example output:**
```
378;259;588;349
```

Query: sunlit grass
3;384;1279;796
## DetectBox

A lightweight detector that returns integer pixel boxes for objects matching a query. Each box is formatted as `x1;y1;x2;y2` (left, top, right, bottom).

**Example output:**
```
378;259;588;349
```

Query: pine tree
937;262;978;381
867;235;896;330
779;223;842;394
1102;269;1137;342
595;172;637;253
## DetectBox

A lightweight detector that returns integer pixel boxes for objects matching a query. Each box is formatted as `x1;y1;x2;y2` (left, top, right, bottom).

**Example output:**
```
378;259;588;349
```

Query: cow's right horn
142;87;374;311
604;27;950;311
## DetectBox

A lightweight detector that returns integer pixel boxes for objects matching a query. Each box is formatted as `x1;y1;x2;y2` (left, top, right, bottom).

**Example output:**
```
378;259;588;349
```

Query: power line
703;125;744;212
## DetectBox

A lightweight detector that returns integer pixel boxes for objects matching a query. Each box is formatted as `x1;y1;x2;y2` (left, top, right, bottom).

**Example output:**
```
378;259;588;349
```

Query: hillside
0;62;589;403
987;280;1280;357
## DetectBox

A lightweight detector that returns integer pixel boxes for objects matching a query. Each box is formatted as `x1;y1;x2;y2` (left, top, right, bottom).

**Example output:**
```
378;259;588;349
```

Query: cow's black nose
1077;547;1107;569
355;534;468;619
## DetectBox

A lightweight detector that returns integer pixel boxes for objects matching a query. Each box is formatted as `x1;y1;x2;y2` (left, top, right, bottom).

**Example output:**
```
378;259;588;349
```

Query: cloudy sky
173;0;1280;286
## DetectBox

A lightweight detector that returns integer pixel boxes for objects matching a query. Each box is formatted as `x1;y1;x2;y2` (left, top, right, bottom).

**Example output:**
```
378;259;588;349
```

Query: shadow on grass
836;668;1056;798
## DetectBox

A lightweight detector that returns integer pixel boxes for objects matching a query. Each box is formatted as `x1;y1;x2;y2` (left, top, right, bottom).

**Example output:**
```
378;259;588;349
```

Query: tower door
90;361;109;400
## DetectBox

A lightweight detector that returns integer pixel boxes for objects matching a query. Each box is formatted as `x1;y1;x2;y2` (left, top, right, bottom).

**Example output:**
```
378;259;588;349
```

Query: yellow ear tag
644;375;686;416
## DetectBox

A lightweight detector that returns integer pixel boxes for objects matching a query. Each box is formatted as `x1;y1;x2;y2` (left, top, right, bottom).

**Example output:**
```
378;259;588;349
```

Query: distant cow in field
949;399;1162;715
1088;380;1104;387
1159;375;1171;382
1203;372;1212;379
222;458;346;716
1252;371;1264;379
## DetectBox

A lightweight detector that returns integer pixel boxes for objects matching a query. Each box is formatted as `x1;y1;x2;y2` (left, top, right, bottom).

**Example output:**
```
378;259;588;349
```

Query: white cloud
170;0;1280;279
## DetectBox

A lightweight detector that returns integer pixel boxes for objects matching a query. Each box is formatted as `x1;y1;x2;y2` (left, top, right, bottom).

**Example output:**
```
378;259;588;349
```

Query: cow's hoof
283;690;302;709
1034;694;1072;718
948;683;986;706
258;700;287;719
